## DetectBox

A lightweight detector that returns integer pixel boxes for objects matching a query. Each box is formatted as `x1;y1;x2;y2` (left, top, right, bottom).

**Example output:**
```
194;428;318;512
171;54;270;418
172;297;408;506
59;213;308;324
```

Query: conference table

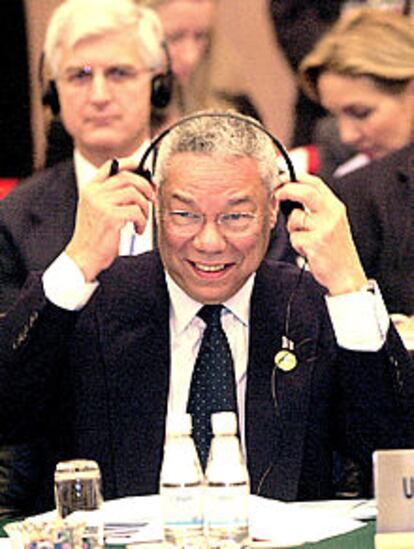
0;516;376;548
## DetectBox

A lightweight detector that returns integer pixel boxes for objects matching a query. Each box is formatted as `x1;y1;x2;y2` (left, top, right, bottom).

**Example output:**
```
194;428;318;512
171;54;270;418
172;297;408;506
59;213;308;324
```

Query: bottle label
161;484;204;529
205;484;249;529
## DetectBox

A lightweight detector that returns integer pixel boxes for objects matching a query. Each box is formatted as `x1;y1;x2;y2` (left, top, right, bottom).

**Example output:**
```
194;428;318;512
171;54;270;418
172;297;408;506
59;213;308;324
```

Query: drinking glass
54;459;104;548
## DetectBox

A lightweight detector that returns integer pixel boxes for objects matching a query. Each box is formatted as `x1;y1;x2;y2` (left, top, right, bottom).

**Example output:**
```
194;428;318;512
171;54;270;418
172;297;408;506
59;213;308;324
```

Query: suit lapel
246;262;316;500
96;255;170;495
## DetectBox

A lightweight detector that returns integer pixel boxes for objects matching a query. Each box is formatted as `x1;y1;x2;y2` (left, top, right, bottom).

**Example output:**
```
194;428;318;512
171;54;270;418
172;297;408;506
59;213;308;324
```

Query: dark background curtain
1;0;33;178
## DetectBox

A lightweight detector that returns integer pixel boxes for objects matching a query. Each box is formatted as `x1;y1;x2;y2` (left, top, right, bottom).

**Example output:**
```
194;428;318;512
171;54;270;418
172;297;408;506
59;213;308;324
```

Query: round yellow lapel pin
274;349;297;372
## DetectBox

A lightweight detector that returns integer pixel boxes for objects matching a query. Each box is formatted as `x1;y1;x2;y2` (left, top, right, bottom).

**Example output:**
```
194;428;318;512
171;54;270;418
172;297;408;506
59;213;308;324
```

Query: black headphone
39;40;173;116
133;111;302;218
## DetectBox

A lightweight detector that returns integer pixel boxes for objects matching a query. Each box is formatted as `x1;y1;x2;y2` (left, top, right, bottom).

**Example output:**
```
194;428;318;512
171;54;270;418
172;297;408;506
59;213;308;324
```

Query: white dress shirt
166;273;253;451
74;144;154;256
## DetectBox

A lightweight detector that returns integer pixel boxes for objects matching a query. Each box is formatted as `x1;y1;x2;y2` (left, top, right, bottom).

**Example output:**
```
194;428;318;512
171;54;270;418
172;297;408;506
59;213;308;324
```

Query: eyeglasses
164;210;261;236
60;65;154;88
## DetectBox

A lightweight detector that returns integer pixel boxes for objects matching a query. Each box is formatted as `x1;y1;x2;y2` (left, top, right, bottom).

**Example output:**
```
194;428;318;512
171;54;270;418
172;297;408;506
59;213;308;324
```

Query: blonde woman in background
299;7;414;176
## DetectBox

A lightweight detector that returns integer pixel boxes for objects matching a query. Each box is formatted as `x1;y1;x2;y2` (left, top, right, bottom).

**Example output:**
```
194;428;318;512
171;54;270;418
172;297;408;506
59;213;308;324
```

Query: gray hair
153;111;283;192
44;0;166;78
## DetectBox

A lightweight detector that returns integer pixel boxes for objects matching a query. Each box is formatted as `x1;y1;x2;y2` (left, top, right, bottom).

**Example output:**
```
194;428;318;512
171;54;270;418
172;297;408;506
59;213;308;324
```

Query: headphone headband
136;111;301;218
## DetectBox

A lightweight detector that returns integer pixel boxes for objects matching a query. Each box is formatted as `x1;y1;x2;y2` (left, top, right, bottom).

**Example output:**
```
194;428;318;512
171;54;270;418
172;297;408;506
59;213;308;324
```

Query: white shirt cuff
42;253;99;311
325;280;389;351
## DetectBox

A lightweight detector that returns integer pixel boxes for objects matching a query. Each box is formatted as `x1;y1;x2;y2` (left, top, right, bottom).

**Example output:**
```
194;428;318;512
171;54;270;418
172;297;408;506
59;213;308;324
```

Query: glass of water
54;459;104;548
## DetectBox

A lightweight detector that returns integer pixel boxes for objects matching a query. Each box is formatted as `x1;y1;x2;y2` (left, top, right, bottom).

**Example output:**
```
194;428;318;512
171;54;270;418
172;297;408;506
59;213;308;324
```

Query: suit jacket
329;144;414;315
0;160;77;314
0;251;413;514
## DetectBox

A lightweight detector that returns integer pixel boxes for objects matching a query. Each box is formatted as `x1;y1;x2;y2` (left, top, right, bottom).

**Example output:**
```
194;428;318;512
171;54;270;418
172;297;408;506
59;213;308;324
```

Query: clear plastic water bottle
160;413;206;548
204;412;250;549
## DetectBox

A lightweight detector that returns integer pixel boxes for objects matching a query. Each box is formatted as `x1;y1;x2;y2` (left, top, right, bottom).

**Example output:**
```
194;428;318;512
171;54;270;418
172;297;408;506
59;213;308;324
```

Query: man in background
0;0;172;315
0;0;172;517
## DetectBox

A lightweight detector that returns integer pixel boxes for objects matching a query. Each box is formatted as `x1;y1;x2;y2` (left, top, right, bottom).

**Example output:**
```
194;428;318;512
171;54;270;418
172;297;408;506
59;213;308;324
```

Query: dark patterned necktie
187;304;238;468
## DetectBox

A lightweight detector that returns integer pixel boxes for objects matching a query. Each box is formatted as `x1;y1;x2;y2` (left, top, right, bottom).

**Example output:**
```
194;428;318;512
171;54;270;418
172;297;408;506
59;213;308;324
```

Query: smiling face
318;72;414;160
156;152;277;304
57;30;152;166
156;0;215;84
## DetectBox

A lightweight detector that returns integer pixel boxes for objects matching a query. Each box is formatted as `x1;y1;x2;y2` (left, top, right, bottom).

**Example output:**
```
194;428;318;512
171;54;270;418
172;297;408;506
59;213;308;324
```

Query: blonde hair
299;7;414;103
44;0;166;78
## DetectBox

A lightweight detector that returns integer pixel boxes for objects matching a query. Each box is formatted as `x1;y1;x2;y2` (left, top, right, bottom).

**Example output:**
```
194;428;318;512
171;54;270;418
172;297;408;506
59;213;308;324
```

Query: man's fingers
111;204;149;234
275;173;335;214
87;171;155;203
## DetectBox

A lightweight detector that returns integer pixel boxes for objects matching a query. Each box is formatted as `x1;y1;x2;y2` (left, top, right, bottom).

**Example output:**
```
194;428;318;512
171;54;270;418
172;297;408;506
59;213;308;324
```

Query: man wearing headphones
0;0;172;315
0;0;173;517
1;112;413;514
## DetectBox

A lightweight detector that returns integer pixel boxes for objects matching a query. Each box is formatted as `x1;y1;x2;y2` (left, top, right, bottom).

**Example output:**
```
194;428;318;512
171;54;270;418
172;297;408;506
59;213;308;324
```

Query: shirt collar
73;140;151;189
166;272;255;336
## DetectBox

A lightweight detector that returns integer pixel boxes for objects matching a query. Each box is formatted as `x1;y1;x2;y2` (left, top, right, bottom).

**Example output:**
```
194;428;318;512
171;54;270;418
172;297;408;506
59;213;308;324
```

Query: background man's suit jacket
0;160;77;313
329;144;414;315
0;252;412;514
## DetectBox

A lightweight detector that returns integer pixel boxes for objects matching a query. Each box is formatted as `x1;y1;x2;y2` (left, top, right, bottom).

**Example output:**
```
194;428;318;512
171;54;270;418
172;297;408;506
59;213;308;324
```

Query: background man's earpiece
151;72;173;109
38;51;61;116
151;41;174;109
42;80;60;116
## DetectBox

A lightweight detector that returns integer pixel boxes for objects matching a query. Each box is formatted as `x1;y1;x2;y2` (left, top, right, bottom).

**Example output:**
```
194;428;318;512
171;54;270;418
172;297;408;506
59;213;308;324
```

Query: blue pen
129;233;136;256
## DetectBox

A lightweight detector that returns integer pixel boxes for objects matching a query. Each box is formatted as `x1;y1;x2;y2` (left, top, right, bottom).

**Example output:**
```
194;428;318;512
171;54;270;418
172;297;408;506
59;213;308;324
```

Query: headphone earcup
134;166;153;184
42;80;60;116
151;73;173;109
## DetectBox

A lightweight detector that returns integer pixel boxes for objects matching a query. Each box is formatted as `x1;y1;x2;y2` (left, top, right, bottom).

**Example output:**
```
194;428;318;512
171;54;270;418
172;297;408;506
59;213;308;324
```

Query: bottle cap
166;413;192;436
211;411;237;435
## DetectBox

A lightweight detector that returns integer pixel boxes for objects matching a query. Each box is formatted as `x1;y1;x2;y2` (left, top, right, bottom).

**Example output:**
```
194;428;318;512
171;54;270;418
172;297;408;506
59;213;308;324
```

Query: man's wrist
65;243;99;283
327;272;368;297
325;279;389;351
42;253;99;311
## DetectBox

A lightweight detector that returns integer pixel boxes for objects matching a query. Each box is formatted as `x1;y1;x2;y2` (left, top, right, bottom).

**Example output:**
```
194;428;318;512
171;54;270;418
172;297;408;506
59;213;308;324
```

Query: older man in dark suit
0;0;173;316
0;112;413;515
